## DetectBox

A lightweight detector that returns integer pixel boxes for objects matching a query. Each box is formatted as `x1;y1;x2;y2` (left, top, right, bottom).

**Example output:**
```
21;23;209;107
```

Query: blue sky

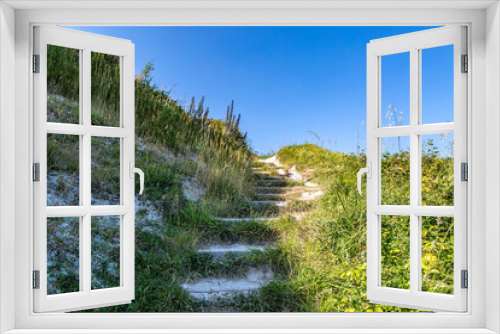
70;26;453;155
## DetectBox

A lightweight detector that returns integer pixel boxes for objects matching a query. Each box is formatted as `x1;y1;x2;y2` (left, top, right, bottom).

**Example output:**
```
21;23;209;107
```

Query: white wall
0;2;16;333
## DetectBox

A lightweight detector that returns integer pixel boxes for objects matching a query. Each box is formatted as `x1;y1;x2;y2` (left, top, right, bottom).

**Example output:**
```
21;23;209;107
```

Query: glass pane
47;217;79;295
47;45;80;124
421;133;454;206
91;216;120;290
91;52;120;127
421;216;454;295
47;133;79;206
421;45;454;124
381;215;410;290
381;52;410;127
381;136;410;205
91;137;120;205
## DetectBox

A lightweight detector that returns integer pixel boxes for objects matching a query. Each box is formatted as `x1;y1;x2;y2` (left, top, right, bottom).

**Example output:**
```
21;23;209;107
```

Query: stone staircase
181;158;292;310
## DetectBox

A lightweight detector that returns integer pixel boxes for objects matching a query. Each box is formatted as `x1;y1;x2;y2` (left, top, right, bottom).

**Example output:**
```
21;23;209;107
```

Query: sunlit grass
49;46;453;312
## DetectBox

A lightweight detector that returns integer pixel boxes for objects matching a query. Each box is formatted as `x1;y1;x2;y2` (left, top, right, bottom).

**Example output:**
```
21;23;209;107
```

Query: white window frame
365;26;467;312
1;1;499;333
33;26;136;313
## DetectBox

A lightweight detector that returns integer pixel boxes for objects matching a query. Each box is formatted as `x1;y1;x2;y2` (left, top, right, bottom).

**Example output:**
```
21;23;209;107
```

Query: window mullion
409;47;421;294
82;47;92;294
78;46;84;293
375;55;382;288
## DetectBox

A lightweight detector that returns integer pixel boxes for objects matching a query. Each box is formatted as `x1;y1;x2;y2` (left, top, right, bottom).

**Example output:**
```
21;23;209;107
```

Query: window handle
357;162;372;195
129;162;145;195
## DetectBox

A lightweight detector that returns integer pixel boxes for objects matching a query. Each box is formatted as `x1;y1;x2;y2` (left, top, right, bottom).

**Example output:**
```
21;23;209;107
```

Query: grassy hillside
47;45;256;214
46;45;454;312
46;46;265;311
267;143;454;311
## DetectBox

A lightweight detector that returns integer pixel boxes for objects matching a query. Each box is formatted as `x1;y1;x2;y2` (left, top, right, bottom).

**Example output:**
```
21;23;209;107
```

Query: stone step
275;169;290;177
265;163;281;169
182;267;273;300
256;179;288;187
298;190;324;200
259;156;283;167
198;243;274;260
254;186;288;194
213;217;277;223
248;200;287;208
255;193;286;201
252;166;281;172
254;174;284;181
255;168;286;175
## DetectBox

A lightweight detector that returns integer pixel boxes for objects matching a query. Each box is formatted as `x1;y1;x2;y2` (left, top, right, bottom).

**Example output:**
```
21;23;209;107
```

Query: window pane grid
34;25;136;313
44;46;126;297
376;47;456;296
367;25;466;312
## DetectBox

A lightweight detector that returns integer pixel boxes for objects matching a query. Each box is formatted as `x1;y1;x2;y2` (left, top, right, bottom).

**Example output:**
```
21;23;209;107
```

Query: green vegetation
270;143;454;311
46;44;454;312
46;46;262;312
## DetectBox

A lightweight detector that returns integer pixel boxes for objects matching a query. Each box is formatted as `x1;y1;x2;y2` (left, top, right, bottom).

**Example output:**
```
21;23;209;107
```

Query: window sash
33;26;136;313
366;26;467;312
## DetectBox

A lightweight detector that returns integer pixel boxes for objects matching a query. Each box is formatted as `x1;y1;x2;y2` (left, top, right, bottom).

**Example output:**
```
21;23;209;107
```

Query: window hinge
33;163;40;182
33;270;40;289
33;54;40;73
461;162;468;182
461;54;468;73
461;270;468;289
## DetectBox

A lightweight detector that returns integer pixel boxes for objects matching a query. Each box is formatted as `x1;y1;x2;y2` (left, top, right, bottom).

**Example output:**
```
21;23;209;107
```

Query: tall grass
47;45;260;312
47;45;454;313
271;143;454;311
47;45;255;212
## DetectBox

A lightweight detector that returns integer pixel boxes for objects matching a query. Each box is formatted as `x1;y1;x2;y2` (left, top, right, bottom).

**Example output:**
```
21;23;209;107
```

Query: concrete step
182;267;273;300
198;243;274;261
254;186;288;194
255;193;286;201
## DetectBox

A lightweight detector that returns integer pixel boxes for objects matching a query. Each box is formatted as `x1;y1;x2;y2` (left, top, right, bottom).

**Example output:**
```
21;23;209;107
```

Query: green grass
47;45;454;313
263;143;454;312
47;47;267;312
